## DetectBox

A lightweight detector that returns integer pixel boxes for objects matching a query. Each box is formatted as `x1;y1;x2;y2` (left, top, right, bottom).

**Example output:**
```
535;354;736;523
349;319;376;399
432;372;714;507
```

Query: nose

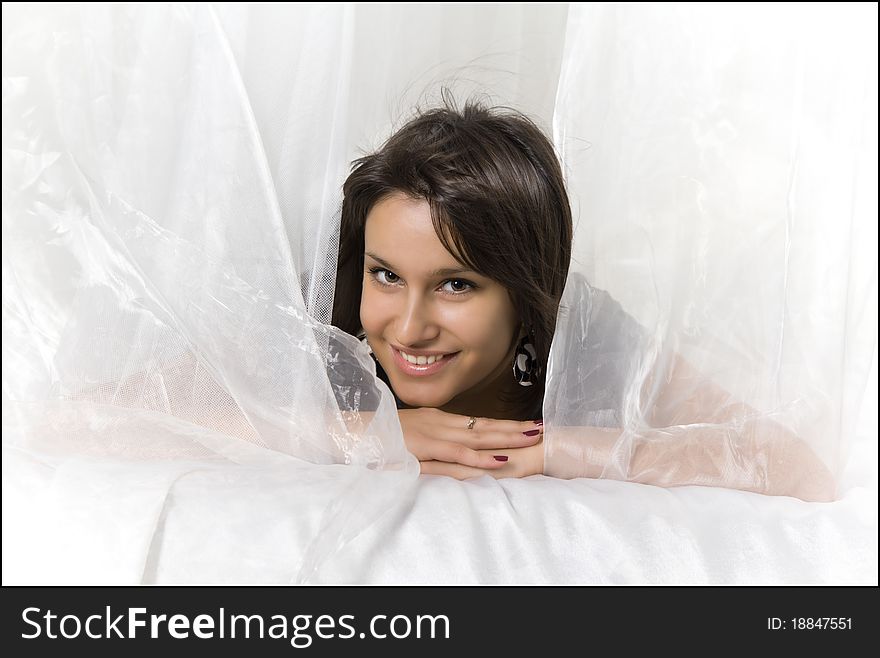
395;292;440;346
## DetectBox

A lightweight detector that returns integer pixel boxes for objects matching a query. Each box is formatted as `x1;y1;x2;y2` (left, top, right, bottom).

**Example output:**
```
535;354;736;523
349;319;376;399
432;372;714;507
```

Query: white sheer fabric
3;3;876;583
546;3;877;494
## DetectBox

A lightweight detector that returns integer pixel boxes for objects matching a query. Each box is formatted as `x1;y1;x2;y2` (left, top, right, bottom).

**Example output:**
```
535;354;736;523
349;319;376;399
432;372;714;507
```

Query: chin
395;386;451;409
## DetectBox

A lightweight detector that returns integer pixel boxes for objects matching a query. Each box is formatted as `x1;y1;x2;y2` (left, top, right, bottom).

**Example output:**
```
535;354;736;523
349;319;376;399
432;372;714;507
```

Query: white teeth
399;350;446;365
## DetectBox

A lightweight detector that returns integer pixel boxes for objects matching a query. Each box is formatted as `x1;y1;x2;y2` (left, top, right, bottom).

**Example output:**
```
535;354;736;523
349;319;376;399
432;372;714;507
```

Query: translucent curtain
2;3;418;582
547;3;877;487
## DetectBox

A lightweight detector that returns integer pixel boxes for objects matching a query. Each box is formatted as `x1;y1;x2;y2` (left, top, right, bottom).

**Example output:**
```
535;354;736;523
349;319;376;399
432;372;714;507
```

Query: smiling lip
391;346;459;377
389;344;454;357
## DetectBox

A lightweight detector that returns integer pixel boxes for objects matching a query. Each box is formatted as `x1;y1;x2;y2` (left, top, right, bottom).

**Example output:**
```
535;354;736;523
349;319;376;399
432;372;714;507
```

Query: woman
333;94;567;479
332;95;836;500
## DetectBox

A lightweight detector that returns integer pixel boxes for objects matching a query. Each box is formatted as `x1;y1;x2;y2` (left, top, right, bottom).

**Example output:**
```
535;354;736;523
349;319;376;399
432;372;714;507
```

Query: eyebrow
364;252;476;278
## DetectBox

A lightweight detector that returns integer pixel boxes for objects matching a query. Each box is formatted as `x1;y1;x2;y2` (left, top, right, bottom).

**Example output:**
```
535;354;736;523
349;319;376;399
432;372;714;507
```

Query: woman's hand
419;441;545;479
397;407;544;478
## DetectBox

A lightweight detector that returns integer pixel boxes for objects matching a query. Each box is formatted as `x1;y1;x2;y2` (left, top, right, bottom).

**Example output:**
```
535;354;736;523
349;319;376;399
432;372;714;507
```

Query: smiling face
360;192;522;413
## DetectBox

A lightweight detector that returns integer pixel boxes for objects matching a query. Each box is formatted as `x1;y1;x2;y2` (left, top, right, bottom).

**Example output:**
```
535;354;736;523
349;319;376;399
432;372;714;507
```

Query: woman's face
360;193;521;410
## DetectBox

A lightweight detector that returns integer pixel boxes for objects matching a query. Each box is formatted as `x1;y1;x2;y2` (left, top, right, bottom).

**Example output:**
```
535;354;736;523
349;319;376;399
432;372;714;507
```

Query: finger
478;447;535;479
420;409;543;450
420;460;494;480
431;409;543;435
426;440;510;469
452;426;543;450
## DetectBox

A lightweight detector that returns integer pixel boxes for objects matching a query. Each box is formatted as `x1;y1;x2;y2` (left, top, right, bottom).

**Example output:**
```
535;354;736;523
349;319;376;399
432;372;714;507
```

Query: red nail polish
533;420;544;427
494;455;509;462
523;429;540;436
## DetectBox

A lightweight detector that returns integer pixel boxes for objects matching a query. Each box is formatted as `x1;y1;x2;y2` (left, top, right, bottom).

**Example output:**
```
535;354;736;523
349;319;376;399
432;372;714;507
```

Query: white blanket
4;437;875;585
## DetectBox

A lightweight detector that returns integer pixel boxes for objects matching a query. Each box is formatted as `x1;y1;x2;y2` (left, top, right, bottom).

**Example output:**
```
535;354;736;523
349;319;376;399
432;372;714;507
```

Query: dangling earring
356;331;374;356
512;333;538;387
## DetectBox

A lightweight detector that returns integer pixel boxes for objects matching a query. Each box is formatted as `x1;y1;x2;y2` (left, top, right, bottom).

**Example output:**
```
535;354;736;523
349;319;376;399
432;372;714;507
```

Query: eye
367;266;476;296
367;267;400;286
441;279;475;295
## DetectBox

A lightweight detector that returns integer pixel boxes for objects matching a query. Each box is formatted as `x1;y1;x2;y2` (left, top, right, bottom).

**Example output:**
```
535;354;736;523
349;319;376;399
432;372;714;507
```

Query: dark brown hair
332;91;573;417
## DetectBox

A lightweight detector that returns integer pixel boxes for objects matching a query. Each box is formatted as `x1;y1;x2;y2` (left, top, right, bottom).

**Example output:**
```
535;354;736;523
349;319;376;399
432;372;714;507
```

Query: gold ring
467;416;477;431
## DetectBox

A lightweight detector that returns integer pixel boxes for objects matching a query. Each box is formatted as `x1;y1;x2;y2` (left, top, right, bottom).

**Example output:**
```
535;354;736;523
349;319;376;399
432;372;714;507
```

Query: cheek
359;284;389;334
450;308;516;353
359;285;374;331
449;315;516;385
457;320;496;347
